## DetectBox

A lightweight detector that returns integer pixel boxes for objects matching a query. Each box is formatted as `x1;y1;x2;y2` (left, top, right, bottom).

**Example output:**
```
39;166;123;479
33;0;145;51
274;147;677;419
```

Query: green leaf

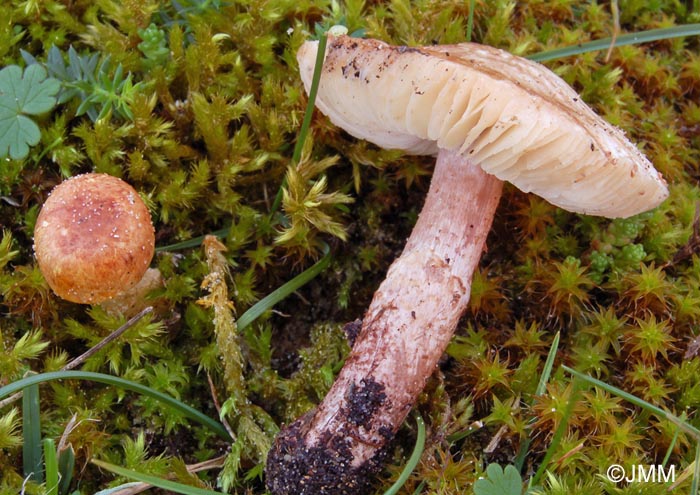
473;464;523;495
0;64;59;159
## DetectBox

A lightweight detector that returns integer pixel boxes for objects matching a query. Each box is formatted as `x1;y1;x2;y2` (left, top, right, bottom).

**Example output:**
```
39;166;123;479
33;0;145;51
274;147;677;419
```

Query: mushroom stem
266;149;503;495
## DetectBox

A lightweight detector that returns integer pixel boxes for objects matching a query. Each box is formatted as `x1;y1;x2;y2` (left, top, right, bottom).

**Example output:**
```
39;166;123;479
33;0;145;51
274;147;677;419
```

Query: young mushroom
265;35;669;495
34;173;155;305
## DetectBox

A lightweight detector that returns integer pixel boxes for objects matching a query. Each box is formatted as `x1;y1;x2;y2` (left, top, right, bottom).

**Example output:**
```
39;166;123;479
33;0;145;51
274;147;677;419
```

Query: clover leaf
0;64;60;160
474;464;523;495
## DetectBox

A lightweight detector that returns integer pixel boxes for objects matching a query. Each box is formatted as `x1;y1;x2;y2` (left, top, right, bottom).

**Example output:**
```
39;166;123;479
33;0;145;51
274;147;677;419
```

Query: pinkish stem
266;149;503;495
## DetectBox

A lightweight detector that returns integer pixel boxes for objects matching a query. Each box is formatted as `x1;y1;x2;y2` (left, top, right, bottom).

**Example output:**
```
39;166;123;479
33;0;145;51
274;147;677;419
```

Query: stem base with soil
266;149;503;495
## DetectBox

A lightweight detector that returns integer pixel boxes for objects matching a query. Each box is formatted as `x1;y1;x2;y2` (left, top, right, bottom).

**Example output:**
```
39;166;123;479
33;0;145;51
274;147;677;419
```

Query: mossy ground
1;0;700;494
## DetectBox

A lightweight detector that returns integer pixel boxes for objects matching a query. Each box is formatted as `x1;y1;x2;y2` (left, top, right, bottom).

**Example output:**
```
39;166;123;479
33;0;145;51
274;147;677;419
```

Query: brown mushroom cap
34;173;155;304
297;35;669;218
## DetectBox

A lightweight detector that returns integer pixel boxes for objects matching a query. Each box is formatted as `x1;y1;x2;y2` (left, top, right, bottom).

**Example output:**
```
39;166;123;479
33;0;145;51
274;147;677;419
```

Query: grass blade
22;379;43;484
662;412;685;467
411;480;426;495
514;332;560;471
563;365;700;439
237;241;331;330
535;332;560;396
57;443;75;495
529;23;700;62
1;371;232;442
43;438;58;495
466;0;475;42
530;376;582;487
693;443;700;495
382;414;426;495
92;459;225;495
269;31;329;216
155;226;229;253
292;32;328;165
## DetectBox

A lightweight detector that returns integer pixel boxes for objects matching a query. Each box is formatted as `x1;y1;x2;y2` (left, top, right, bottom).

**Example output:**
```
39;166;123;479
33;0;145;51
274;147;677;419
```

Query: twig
483;395;520;454
0;391;21;410
0;306;154;409
63;306;154;371
604;0;620;62
57;413;79;453
207;372;237;441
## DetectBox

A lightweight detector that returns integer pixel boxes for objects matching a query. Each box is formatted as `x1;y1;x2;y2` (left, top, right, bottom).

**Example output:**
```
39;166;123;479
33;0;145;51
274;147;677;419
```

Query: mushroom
34;173;155;305
265;35;669;495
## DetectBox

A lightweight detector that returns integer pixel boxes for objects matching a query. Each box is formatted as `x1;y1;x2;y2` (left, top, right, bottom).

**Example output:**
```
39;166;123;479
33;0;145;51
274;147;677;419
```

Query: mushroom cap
297;35;668;218
34;173;155;304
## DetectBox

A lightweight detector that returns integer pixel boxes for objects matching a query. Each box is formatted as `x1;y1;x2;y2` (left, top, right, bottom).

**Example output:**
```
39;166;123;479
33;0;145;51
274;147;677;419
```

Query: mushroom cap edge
297;35;669;218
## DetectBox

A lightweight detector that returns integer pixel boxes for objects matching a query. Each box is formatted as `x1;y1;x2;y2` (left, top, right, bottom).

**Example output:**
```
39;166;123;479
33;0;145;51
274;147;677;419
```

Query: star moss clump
1;0;700;494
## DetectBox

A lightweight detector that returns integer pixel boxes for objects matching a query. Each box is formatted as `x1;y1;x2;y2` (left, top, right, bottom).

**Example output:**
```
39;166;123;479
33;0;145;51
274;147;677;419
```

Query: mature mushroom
265;35;668;494
34;173;155;305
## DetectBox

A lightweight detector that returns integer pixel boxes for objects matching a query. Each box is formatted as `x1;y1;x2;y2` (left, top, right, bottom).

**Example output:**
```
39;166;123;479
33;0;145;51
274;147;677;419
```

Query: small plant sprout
265;34;669;494
33;173;155;304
